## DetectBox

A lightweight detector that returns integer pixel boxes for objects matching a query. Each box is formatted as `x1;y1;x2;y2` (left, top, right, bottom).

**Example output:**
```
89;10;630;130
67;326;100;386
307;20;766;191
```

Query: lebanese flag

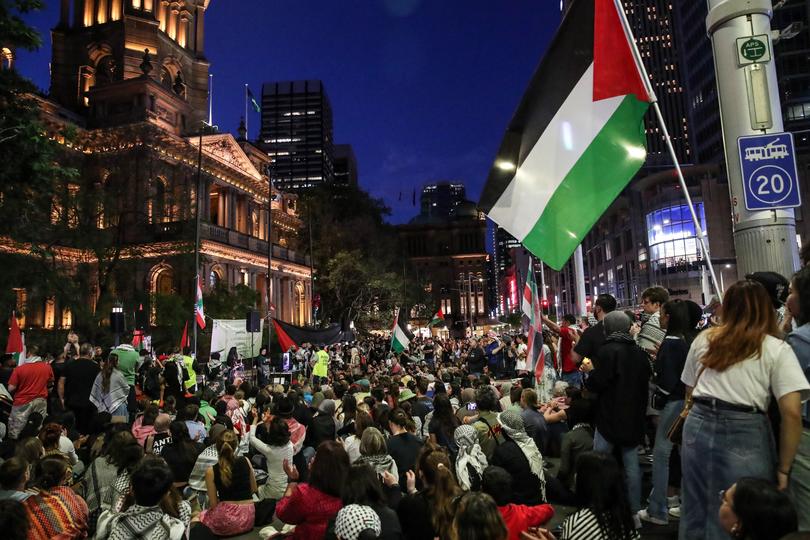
6;312;25;365
479;0;652;270
195;275;205;329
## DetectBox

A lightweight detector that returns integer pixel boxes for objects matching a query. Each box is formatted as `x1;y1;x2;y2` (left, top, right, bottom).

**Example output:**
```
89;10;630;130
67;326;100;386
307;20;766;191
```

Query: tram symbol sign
738;132;801;211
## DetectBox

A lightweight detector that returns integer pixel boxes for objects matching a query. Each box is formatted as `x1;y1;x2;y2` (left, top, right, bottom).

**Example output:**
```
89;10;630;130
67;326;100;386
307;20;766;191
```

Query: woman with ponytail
89;353;129;421
199;429;257;536
397;443;462;540
22;454;89;539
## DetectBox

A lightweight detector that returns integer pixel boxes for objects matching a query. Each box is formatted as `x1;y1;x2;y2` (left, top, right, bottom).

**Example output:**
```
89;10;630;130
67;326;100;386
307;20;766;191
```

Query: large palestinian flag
391;311;413;353
479;0;651;270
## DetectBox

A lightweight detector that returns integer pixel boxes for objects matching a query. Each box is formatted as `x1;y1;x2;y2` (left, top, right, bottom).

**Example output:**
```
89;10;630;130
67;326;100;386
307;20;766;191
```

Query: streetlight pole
267;173;273;352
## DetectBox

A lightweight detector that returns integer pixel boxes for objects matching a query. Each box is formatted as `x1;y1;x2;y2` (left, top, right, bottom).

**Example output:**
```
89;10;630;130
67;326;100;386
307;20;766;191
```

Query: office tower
259;80;334;191
333;144;358;188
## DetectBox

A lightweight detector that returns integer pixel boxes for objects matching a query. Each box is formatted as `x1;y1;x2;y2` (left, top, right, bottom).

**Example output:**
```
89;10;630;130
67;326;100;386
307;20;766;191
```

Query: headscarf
454;424;488;491
498;410;546;500
335;504;381;540
604;311;635;344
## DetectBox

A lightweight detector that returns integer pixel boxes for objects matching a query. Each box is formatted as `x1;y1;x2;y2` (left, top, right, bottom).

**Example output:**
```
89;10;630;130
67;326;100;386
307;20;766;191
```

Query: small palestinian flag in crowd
428;308;445;327
391;310;413;353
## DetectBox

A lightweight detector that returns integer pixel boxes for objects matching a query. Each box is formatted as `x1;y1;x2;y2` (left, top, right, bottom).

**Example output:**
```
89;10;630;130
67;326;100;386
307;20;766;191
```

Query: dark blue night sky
17;1;561;224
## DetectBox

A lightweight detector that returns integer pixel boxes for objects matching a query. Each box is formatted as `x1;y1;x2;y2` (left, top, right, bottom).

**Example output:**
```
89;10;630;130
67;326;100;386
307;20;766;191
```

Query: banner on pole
210;319;263;359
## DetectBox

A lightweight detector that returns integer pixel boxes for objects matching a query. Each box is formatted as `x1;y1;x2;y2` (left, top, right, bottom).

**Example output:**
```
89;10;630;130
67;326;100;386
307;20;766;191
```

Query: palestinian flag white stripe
487;64;628;241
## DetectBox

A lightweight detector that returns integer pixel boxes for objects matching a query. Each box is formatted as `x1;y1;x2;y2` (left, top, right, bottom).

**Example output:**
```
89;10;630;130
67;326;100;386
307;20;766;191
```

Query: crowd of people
0;267;808;540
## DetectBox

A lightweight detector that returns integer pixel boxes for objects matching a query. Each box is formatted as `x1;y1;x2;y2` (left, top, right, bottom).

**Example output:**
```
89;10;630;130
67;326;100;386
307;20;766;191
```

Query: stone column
178;9;191;48
158;0;168;32
194;3;206;55
59;0;70;26
168;1;179;40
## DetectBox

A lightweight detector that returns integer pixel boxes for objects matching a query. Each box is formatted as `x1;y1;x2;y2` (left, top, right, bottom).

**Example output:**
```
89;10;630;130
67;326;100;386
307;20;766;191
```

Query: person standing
679;280;810;540
635;287;670;356
7;345;53;440
571;294;617;368
112;341;140;419
181;347;197;395
466;338;487;378
313;345;330;387
542;314;580;388
58;343;99;435
89;353;130;421
580;311;651;526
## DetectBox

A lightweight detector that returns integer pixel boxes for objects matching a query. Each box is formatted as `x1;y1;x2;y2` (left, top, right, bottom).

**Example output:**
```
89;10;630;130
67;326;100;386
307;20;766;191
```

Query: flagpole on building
193;122;204;358
244;84;249;140
208;74;213;126
267;175;273;353
612;0;723;300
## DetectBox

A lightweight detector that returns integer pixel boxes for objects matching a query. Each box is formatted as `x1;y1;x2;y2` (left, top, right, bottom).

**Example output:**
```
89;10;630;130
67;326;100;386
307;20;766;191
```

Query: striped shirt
24;486;89;540
561;508;641;540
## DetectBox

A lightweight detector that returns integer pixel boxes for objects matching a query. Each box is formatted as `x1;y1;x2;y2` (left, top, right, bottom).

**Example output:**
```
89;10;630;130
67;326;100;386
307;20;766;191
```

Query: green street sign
736;35;771;66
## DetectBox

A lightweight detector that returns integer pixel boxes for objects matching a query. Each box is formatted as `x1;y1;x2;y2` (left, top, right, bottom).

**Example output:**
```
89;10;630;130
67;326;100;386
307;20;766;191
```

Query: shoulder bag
667;365;706;445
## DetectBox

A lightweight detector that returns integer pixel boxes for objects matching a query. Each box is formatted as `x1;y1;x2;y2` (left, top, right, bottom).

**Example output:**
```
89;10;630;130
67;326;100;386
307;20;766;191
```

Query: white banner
210;319;263;359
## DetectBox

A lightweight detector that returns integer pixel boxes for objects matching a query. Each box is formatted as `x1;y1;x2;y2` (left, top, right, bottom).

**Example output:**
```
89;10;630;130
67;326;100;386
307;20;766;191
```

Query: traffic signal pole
707;0;800;278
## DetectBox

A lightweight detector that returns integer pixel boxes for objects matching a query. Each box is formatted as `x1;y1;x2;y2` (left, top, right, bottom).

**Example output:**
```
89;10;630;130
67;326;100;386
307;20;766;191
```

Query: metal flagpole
267;175;273;352
208;74;213;126
244;84;248;140
193;124;204;358
612;0;723;300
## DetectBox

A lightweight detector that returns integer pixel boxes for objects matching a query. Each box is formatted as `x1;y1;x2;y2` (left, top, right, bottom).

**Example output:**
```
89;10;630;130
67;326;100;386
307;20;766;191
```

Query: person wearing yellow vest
182;347;197;394
312;344;329;386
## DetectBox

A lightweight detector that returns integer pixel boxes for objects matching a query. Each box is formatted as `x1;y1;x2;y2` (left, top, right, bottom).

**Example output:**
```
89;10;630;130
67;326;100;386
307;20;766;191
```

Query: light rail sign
738;132;801;211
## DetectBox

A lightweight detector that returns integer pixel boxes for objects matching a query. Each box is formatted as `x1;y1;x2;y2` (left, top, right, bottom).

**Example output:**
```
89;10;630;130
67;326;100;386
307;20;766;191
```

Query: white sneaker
633;514;643;530
638;509;668;526
669;506;681;518
667;495;680;508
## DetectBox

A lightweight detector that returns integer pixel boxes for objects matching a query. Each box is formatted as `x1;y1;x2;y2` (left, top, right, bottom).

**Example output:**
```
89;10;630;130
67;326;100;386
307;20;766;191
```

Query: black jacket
585;337;652;447
304;414;336;449
491;438;543;506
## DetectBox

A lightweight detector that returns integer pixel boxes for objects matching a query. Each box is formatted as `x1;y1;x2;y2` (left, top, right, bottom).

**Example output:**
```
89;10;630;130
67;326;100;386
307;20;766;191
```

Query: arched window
209;265;223;288
295;281;306;325
149;177;169;223
150;263;174;296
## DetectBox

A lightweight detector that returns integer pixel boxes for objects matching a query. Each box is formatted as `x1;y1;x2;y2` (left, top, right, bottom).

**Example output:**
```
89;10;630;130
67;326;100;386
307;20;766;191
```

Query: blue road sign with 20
738;132;801;211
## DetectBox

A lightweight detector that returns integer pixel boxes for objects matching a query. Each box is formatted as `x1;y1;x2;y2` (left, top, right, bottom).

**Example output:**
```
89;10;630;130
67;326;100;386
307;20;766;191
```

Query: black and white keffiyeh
334;504;381;540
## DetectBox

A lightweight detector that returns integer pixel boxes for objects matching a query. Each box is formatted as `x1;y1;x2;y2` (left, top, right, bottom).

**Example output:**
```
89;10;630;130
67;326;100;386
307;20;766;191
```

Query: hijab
454;424;488;491
498;410;546;499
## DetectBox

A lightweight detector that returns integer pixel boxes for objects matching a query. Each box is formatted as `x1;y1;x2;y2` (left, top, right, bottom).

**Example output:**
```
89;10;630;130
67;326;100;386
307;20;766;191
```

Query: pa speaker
246;310;261;332
110;312;126;334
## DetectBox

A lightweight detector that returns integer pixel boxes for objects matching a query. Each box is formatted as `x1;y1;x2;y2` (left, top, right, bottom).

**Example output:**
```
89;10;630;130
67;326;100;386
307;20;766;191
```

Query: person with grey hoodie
786;266;810;530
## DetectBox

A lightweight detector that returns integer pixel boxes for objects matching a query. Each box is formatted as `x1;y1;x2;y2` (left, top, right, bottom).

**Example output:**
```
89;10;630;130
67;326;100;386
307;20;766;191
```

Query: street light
111;305;124;347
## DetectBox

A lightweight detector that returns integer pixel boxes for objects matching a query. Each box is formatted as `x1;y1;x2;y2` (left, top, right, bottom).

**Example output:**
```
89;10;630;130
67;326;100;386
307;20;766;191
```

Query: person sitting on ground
324;463;403;540
556;397;594;494
144;413;172;455
356;427;399;479
397;443;461;540
519;388;548;453
250;410;294;501
0;499;29;540
343;409;373;464
333;504;383;540
199;429;257;536
23;454;89;539
560;452;640;540
472;385;504;461
131;403;160;446
305;397;338;451
492;410;546;506
718;477;798;540
0;457;30;502
39;421;82;478
276;440;350;539
454;424;487;492
481;465;554;540
428;394;460;454
387;408;423;489
98;456;192;540
160;421;203;491
454;492;511;540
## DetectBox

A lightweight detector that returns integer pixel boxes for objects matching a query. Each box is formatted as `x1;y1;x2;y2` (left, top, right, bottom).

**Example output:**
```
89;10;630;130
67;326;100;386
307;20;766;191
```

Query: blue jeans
560;370;582;389
679;403;775;540
647;399;684;521
594;428;642;513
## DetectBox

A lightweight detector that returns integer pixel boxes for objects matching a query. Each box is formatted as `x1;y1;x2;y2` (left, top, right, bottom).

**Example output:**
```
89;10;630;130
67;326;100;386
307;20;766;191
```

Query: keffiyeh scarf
498;410;546;500
454;424;488;491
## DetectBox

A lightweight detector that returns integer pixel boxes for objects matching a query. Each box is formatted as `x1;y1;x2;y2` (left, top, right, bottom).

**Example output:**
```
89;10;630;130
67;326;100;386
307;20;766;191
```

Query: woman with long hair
680;280;810;539
356;427;399;479
718;477;798;540
536;332;559;403
639;300;691;525
200;429;257;536
276;440;351;539
397;443;462;540
429;394;461;454
22;455;89;539
343;409;373;463
560;452;639;540
451;491;508;540
250;410;294;500
131;403;160;446
160;421;203;490
90;353;129;420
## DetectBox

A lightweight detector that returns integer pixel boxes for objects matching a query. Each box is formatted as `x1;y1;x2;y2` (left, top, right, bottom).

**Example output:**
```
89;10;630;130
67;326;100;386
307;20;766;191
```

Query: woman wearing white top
249;410;294;500
679;280;810;540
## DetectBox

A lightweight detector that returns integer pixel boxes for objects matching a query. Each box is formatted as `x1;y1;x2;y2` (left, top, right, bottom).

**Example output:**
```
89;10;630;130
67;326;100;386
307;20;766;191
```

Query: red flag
6;313;23;355
272;318;297;352
179;321;189;350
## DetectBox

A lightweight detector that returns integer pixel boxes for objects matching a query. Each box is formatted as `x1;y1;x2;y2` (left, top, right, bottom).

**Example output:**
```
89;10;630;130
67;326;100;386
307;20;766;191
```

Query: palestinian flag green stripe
522;94;649;268
392;325;410;353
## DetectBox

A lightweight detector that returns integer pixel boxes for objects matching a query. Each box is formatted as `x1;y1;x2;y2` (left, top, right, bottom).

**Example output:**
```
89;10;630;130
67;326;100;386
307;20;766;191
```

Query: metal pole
193;124;204;357
539;259;547;302
267;175;273;351
613;0;724;300
307;198;315;323
244;84;248;141
208;74;213;126
706;0;799;279
573;244;587;316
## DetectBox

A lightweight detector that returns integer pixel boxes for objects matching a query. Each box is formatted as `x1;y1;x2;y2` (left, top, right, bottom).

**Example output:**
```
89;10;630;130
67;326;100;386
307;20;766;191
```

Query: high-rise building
259;80;334;192
419;182;466;219
333;144;358;188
